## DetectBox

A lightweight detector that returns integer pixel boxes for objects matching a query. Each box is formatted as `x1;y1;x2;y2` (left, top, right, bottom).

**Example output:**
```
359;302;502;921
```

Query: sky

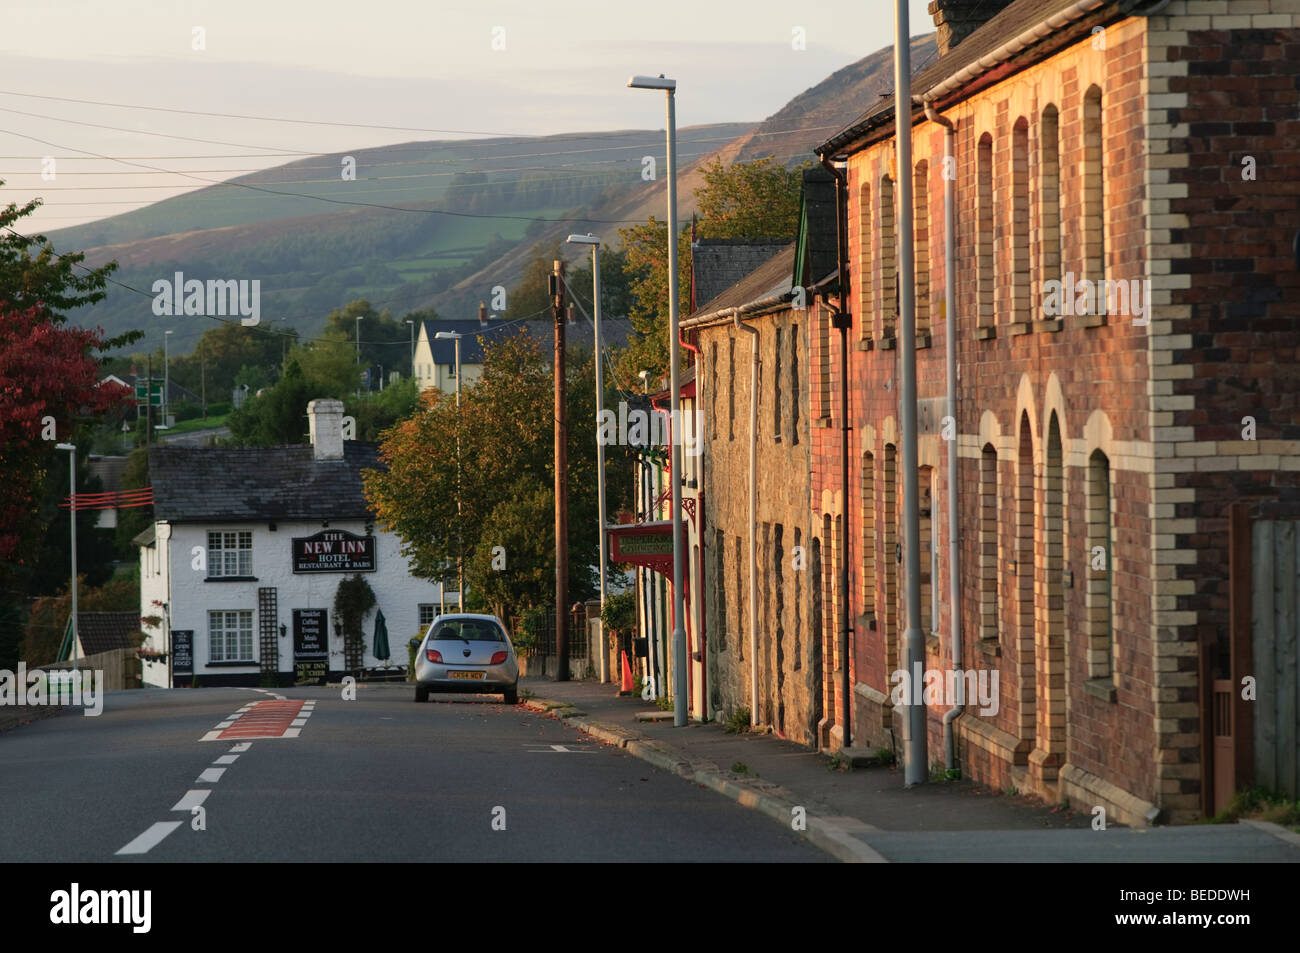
0;0;935;231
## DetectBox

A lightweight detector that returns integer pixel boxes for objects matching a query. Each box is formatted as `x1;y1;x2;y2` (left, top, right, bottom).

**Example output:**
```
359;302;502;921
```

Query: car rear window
429;619;506;642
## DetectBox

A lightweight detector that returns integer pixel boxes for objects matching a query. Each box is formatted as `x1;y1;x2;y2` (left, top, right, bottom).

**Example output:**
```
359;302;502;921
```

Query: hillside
49;33;936;355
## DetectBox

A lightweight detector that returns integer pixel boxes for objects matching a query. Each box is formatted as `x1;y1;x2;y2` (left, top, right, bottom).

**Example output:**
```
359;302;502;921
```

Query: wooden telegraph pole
551;259;570;681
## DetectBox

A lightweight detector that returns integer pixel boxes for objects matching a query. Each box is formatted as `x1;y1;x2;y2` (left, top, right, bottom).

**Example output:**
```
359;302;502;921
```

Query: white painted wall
140;518;443;687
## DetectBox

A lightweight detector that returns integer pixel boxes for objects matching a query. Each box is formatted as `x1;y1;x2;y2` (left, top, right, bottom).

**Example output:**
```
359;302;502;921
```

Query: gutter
733;311;760;727
919;96;965;774
679;290;796;332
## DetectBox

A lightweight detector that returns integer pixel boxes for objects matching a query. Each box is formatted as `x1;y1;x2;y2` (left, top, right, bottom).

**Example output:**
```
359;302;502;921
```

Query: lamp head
628;75;676;91
566;233;600;246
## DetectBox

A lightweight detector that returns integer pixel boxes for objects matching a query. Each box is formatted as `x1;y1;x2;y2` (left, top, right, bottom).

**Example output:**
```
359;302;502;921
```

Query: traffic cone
620;651;634;693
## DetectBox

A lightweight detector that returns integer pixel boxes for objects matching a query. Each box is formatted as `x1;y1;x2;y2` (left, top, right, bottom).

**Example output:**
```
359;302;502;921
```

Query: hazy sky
0;0;935;231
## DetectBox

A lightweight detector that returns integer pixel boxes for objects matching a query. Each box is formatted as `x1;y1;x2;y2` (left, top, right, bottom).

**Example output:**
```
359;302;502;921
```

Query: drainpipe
679;331;704;721
922;97;964;774
820;152;853;749
734;311;760;727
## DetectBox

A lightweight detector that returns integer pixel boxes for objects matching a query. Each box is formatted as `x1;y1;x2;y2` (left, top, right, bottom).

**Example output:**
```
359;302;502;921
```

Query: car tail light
490;651;508;665
425;648;443;663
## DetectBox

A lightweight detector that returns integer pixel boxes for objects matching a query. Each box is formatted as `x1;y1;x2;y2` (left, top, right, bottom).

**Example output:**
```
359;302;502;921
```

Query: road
0;684;826;863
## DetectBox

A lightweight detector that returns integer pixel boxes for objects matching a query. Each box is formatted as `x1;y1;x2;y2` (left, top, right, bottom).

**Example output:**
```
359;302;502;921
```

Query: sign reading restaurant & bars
292;529;376;573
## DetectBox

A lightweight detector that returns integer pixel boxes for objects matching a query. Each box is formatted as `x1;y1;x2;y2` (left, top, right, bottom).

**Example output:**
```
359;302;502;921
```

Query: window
209;610;254;662
880;174;897;340
447;364;457;378
428;617;506;642
208;530;252;577
773;326;783;439
979;445;999;642
918;466;934;633
861;452;875;628
1083;85;1105;289
914;160;930;338
1011;118;1030;324
977;133;994;332
728;336;736;441
418;604;438;628
789;325;800;445
857;181;873;339
1040;105;1062;315
1087;450;1114;681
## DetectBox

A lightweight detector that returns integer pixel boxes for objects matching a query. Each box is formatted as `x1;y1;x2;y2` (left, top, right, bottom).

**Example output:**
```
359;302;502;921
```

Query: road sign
134;380;164;406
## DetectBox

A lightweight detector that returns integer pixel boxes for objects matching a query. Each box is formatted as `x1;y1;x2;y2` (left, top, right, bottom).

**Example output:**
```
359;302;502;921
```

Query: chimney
307;398;345;461
928;0;1016;56
478;301;488;328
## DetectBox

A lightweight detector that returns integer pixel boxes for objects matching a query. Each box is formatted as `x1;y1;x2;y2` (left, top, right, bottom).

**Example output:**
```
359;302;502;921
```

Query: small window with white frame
208;530;252;577
209;609;254;662
418;604;439;628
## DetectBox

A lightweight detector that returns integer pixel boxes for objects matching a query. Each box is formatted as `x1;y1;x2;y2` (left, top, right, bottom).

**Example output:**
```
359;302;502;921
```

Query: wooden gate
1251;518;1300;800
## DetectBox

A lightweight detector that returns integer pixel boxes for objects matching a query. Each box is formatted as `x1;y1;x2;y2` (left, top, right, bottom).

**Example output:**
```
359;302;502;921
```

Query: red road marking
217;700;305;740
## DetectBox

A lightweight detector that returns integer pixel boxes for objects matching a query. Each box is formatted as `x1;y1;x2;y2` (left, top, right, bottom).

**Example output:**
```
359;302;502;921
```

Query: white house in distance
135;399;446;688
412;314;637;395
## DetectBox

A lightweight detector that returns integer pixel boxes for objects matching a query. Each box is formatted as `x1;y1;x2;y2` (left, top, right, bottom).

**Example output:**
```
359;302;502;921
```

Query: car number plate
449;671;486;680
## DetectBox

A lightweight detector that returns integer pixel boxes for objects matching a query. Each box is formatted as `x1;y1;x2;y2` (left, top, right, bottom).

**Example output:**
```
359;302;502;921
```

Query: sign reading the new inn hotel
291;530;376;573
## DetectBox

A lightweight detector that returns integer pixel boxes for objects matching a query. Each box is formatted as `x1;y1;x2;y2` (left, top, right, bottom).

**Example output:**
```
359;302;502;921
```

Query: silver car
413;613;519;705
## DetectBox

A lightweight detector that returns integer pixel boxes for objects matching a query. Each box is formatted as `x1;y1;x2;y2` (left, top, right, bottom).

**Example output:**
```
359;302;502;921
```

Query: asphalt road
0;684;826;863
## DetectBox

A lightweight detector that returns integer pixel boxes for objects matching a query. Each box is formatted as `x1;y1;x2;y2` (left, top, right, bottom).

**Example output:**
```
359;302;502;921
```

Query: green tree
503;240;564;321
612;155;806;386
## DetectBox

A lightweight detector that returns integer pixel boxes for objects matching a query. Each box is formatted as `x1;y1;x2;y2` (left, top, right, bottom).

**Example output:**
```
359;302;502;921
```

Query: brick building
801;0;1300;824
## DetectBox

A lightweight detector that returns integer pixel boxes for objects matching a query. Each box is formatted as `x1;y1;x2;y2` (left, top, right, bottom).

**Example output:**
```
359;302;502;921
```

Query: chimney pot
307;398;346;461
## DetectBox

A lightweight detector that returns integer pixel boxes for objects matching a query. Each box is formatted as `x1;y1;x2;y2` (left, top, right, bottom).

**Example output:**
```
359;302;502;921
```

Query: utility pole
551;259;569;681
895;0;927;785
200;339;206;420
145;353;152;447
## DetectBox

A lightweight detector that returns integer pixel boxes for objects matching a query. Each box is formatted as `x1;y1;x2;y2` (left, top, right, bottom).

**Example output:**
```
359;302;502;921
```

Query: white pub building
136;399;446;687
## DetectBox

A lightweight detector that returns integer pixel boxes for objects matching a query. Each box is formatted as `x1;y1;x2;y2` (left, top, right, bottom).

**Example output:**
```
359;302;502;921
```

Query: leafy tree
568;246;634;321
612;155;805;386
504;241;564;321
364;331;630;623
226;358;316;446
344;376;419;442
19;573;140;666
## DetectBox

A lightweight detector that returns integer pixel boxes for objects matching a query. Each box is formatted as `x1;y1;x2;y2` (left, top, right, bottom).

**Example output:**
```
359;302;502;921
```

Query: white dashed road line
196;767;225;783
116;821;183;856
171;790;211;812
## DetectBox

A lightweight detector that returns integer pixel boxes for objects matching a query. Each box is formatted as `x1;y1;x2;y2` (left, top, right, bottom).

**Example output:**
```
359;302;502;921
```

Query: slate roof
88;455;130;494
795;165;839;290
692;239;794;311
147;442;383;523
819;0;1111;156
691;245;797;318
76;612;141;655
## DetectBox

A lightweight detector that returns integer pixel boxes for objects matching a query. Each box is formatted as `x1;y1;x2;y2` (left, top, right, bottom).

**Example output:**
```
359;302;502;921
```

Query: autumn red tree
0;302;132;565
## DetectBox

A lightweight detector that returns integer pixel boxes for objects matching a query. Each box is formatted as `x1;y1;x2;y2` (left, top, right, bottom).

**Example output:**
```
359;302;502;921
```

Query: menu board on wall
293;609;328;684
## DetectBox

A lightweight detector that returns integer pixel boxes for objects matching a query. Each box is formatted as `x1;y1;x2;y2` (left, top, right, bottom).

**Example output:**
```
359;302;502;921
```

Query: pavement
519;676;1300;863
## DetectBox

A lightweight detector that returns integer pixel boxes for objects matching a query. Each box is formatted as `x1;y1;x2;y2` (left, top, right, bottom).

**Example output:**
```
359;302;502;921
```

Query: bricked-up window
208;530;252;577
880;173;897;340
209;609;254;662
883;444;899;674
818;303;831;417
728;336;736;441
1015;414;1036;747
790;324;800;445
709;342;717;441
979;445;999;643
861;452;876;630
1087;449;1114;681
1040;105;1062;315
715;527;727;652
918;466;934;633
976;133;994;331
1011;118;1030;325
773;325;783;439
857;181;873;340
793;526;802;670
1083;85;1105;291
914;160;930;339
734;534;744;661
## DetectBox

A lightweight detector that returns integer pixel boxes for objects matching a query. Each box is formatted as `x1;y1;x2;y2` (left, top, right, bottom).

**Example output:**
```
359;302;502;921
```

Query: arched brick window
1086;449;1114;682
914;160;931;339
979;444;999;643
880;173;897;341
1040;104;1062;317
977;133;995;332
858;180;873;341
1083;85;1105;290
1012;118;1031;325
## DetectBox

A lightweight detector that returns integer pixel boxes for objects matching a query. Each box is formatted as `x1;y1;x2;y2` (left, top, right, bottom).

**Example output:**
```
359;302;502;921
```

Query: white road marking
196;767;225;783
171;789;211;811
229;742;251;752
524;744;598;753
116;821;182;856
282;727;301;738
290;718;308;726
212;754;239;764
200;730;222;742
215;720;235;729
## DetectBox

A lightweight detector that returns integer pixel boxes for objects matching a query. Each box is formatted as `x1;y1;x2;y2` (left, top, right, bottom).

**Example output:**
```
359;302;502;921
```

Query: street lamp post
627;73;687;726
163;330;172;427
435;331;464;611
355;316;364;398
55;442;78;675
567;233;609;683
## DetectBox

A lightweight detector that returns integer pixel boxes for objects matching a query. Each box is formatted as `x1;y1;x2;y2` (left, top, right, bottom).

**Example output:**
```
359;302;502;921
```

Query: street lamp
628;72;687;727
55;442;78;675
163;330;172;427
435;331;464;611
355;316;364;398
567;233;609;683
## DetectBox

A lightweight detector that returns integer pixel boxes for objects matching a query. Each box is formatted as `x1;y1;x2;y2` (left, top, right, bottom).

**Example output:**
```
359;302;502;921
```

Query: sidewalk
520;676;1300;863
